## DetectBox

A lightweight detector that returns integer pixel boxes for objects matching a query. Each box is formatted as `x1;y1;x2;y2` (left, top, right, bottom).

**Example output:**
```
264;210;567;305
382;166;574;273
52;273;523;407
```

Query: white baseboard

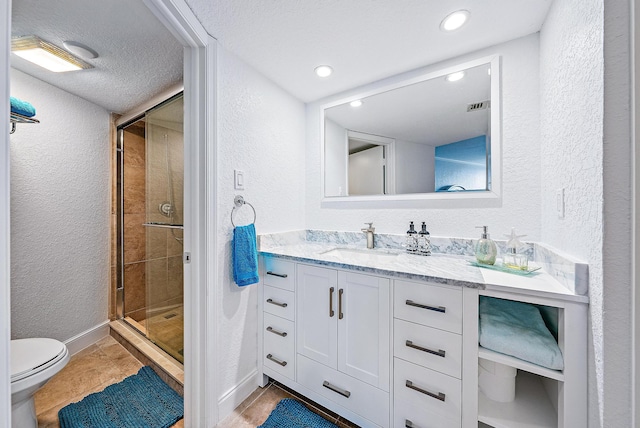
64;320;110;356
217;369;261;422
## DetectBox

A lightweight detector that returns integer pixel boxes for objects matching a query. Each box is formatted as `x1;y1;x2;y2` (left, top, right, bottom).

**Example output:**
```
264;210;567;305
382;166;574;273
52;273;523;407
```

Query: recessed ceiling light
350;100;363;107
314;65;333;78
63;41;99;59
11;36;93;72
446;71;465;82
440;10;470;31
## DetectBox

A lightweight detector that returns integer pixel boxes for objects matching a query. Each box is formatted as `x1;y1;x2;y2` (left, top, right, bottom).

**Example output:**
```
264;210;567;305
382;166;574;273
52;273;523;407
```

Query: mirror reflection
324;62;492;197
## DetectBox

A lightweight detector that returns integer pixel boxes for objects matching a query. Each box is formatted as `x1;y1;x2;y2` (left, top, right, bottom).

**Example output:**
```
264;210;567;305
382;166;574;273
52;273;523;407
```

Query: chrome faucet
361;222;375;249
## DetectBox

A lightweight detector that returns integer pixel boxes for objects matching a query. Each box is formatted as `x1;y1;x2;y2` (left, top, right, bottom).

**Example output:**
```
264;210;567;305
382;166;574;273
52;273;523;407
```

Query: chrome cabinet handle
266;271;288;278
405;420;415;428
338;288;344;319
405;299;446;313
405;380;446;402
266;354;287;367
266;298;288;308
322;380;351;398
329;287;335;317
266;326;287;337
405;340;446;358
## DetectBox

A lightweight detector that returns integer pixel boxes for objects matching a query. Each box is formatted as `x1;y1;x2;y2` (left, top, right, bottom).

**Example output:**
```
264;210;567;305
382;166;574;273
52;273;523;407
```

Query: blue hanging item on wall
10;96;36;117
233;223;259;286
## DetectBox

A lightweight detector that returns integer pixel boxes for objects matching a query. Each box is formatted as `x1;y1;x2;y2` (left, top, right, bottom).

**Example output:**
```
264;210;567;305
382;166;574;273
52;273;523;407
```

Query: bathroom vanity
257;231;588;428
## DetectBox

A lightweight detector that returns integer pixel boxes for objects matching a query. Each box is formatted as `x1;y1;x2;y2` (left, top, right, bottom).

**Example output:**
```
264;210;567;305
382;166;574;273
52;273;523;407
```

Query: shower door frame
141;1;218;426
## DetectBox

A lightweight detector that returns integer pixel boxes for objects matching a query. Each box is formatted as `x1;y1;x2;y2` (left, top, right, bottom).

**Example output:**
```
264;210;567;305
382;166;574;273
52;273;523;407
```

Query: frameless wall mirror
322;55;501;205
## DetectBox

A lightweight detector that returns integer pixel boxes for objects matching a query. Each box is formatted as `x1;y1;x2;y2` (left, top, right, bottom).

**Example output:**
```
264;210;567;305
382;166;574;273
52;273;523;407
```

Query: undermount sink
320;247;400;262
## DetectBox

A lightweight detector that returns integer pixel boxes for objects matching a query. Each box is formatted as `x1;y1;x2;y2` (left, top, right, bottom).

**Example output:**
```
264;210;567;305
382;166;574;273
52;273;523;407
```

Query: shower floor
125;305;184;363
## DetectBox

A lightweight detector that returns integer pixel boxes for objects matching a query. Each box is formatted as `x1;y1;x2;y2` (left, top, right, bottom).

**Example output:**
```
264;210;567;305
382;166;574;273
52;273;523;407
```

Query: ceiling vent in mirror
467;100;490;112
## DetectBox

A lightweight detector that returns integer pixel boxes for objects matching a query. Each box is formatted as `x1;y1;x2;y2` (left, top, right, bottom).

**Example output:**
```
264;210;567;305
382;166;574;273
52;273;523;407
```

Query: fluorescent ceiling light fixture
11;36;93;72
446;71;465;82
350;100;363;107
314;65;333;78
440;10;470;31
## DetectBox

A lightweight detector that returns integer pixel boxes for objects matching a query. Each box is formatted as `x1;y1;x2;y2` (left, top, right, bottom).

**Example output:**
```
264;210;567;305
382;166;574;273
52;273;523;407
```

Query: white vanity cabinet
258;253;587;428
296;264;391;427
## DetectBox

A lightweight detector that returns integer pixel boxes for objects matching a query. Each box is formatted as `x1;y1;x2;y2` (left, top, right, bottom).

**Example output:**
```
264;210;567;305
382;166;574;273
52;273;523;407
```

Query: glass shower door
144;94;185;362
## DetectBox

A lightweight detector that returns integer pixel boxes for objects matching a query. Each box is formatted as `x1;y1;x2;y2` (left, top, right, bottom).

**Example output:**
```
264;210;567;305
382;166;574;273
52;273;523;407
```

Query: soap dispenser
406;221;418;253
417;222;431;256
475;226;497;265
503;228;528;270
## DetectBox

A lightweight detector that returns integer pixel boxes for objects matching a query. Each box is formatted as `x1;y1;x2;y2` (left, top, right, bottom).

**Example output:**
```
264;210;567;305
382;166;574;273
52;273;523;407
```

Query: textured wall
539;0;607;425
306;35;541;240
216;46;306;400
9;68;110;341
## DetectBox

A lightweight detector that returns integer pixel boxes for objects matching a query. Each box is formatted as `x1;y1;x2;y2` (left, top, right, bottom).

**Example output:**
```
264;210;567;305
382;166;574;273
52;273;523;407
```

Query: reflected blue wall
434;135;487;191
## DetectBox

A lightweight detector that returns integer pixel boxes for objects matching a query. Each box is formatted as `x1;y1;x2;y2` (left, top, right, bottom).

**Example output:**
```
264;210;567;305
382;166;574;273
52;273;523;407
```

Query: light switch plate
234;169;245;190
556;188;565;218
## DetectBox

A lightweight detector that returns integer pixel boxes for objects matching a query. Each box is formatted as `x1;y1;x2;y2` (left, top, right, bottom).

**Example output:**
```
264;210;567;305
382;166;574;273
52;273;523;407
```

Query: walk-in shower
116;93;184;363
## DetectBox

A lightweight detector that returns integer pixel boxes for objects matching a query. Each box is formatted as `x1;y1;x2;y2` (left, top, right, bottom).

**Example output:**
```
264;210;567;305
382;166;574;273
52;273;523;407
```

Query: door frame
142;0;218;426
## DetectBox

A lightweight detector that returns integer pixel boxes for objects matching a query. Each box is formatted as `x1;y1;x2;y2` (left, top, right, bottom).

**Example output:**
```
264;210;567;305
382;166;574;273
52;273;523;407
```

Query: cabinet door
297;264;338;368
337;271;390;391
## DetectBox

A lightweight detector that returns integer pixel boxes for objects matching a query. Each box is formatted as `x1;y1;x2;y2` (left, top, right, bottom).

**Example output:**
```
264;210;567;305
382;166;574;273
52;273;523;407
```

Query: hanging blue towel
10;96;36;117
233;223;259;286
479;296;564;370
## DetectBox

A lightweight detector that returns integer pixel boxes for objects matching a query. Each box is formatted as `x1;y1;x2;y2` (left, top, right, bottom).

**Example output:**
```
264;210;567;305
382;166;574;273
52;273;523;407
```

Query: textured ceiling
11;0;183;114
186;0;552;102
10;0;552;112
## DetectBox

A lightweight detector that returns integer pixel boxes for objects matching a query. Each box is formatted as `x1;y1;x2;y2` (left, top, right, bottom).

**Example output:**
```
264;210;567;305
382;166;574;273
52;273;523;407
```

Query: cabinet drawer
394;400;460;428
394;319;462;379
263;258;295;291
263;313;295;380
394;280;462;334
394;358;461;428
297;355;389;428
264;285;295;320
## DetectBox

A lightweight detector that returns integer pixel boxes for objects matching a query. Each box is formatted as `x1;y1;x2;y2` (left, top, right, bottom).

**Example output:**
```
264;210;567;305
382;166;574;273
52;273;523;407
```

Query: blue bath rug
58;366;183;428
259;398;339;428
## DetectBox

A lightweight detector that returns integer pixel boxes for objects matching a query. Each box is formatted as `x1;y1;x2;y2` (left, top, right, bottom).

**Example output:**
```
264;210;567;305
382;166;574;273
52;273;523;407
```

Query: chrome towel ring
231;195;256;227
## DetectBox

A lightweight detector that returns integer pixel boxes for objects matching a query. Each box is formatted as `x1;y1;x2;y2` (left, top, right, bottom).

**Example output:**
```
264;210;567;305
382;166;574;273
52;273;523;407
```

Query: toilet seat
11;338;67;383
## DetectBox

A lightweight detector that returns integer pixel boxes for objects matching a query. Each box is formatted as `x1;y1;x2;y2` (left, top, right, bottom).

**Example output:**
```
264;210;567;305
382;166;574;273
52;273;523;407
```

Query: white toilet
11;338;70;428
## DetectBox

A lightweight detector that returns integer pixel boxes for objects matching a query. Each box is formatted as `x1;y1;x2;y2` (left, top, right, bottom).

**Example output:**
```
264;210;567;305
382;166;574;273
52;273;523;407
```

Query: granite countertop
258;230;590;303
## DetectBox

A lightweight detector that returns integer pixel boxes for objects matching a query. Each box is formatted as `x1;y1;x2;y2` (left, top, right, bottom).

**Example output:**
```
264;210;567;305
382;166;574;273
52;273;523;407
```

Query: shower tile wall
123;124;147;322
145;123;184;315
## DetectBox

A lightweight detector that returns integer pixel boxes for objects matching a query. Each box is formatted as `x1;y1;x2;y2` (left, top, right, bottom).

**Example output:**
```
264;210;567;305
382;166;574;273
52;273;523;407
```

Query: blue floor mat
259;398;339;428
58;366;183;428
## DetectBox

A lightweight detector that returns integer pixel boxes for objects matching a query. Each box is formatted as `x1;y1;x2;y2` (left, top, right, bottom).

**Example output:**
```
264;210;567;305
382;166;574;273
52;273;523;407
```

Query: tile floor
34;335;358;428
218;382;360;428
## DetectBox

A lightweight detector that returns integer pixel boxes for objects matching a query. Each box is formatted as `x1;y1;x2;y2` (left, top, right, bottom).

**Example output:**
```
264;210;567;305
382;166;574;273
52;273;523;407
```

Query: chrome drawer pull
266;326;287;337
405;420;415;428
266;354;287;366
405;299;446;313
405;380;446;402
405;340;446;358
322;381;351;398
266;298;288;308
329;287;335;317
266;271;288;278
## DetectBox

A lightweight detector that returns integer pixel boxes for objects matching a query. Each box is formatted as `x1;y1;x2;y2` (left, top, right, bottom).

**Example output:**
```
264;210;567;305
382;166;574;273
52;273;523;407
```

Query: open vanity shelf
478;371;558;428
475;288;588;428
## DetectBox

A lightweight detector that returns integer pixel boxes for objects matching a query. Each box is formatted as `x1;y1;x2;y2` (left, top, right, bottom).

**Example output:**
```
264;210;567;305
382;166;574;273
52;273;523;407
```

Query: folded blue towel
233;223;259;286
479;296;564;370
10;96;36;117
